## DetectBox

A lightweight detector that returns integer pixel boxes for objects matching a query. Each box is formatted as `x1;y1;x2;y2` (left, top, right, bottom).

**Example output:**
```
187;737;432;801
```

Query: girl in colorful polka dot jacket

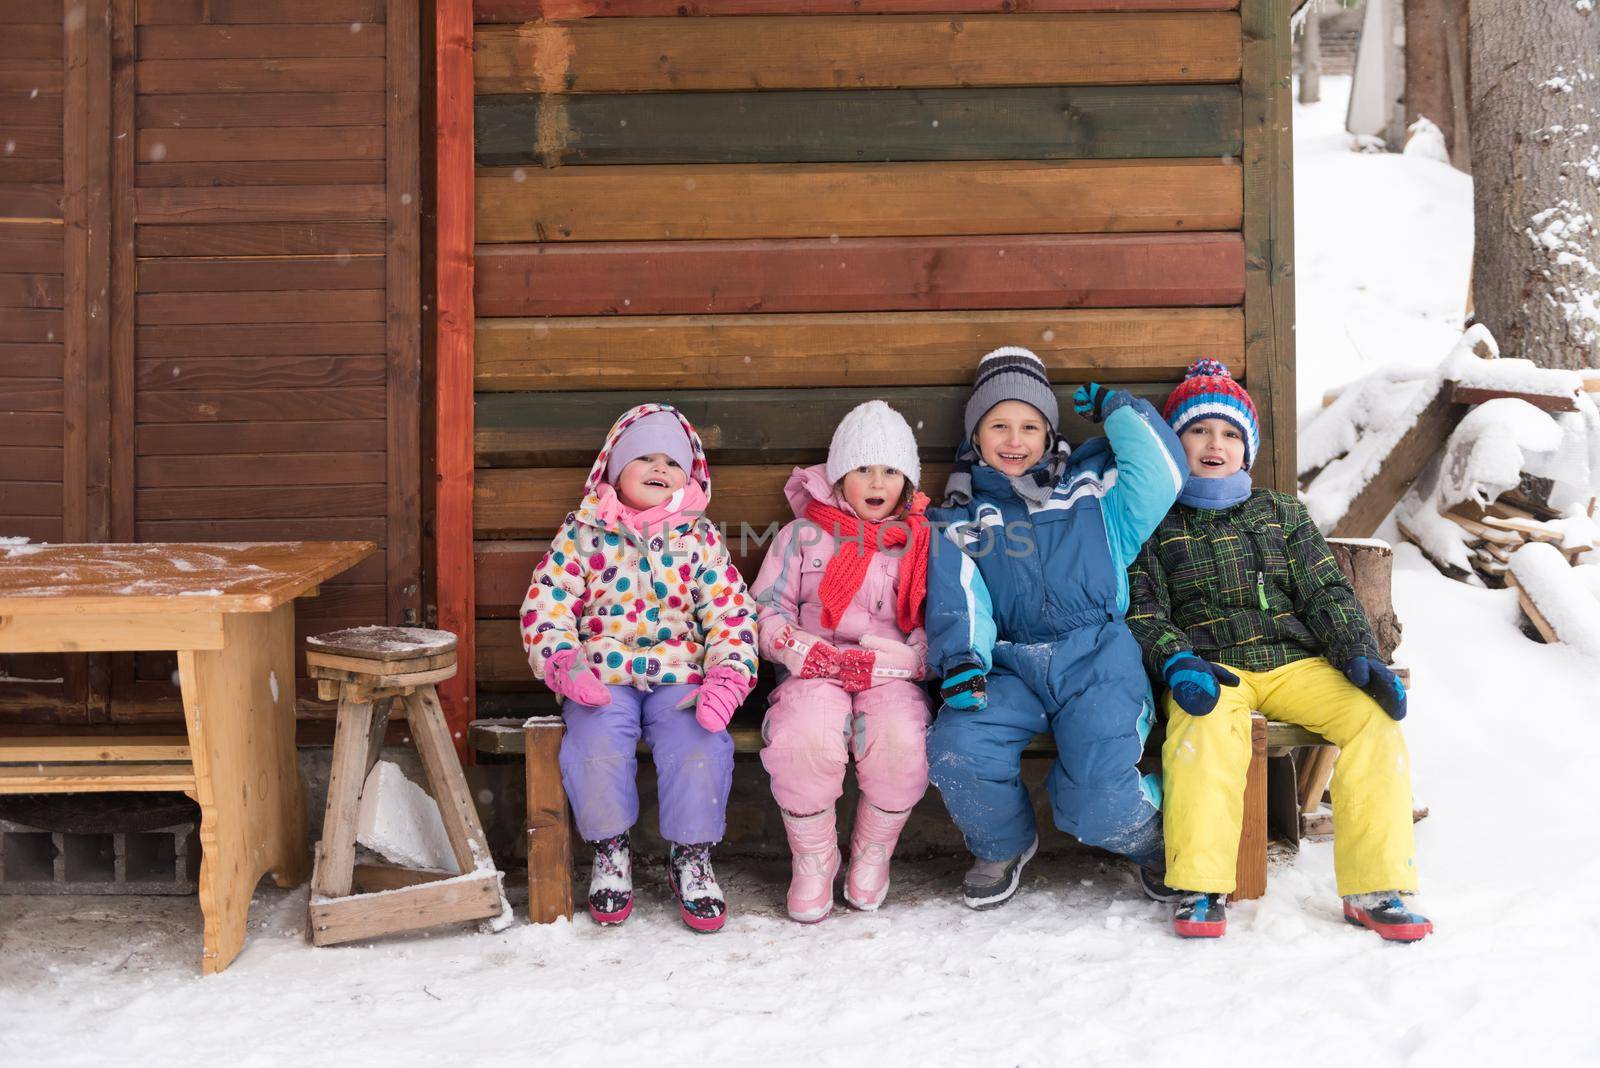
750;401;934;923
519;404;758;933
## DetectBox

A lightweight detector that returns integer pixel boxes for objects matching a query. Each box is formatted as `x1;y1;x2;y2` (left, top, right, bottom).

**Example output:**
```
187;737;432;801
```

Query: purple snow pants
558;683;734;846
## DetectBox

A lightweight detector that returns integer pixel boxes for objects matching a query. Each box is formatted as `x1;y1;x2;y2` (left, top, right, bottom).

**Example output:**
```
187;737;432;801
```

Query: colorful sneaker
1343;894;1433;942
586;832;633;926
1172;892;1228;937
960;835;1038;910
667;842;727;933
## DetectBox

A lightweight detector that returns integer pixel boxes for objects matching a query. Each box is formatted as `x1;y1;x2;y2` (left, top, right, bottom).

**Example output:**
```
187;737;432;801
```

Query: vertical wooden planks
387;0;422;627
1240;0;1294;492
436;0;478;757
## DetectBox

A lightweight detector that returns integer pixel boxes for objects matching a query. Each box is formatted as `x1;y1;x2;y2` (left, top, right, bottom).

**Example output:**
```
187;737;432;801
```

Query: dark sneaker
1138;866;1188;904
1172;892;1228;938
960;836;1038;910
1343;894;1433;942
586;832;633;926
667;842;727;933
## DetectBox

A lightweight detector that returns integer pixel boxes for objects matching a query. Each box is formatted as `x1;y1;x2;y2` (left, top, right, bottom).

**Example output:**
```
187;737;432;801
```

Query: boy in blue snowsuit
926;346;1187;909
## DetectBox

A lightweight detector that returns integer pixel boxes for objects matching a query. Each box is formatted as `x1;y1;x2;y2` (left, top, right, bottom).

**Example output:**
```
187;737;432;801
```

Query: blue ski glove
1162;652;1240;717
1340;656;1407;720
939;664;988;712
1073;382;1110;423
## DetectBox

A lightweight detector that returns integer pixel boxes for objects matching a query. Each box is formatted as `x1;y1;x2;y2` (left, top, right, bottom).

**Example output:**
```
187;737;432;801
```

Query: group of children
520;350;1432;942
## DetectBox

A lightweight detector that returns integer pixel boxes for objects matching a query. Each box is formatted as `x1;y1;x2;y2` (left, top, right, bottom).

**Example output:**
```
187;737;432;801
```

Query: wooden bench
471;712;1336;921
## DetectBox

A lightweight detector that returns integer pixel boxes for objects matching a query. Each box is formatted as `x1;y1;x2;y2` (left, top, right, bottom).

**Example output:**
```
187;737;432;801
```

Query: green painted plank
473;383;1175;467
475;85;1241;167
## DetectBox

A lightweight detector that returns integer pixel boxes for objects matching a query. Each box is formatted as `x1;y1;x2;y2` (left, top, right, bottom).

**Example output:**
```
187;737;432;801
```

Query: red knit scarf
803;492;931;633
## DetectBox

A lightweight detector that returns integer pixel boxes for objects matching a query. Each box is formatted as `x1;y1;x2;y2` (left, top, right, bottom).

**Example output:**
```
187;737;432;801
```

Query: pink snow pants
760;677;932;815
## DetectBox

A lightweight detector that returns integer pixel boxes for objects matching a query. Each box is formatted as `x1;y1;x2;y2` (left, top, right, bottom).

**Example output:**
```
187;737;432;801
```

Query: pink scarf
594;479;709;540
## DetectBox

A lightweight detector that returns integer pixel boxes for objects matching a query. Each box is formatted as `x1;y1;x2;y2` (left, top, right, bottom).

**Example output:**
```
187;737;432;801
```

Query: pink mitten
544;647;611;708
858;634;926;681
691;665;754;733
838;648;876;694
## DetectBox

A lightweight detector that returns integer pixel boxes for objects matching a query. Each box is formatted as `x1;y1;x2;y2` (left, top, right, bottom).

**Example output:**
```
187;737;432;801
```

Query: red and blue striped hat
1161;359;1260;470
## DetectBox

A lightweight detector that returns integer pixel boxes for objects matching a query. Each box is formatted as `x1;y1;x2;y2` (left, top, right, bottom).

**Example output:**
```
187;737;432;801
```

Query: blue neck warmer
1179;470;1253;510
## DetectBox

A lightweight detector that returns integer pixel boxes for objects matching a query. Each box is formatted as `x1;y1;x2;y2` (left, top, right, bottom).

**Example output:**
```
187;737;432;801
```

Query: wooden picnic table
0;541;375;974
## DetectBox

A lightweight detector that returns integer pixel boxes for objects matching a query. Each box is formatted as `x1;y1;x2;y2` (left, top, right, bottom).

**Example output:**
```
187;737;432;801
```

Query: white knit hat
825;401;921;488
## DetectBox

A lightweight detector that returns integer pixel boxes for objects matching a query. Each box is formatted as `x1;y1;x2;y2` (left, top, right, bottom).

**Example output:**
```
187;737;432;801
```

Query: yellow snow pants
1162;656;1418;898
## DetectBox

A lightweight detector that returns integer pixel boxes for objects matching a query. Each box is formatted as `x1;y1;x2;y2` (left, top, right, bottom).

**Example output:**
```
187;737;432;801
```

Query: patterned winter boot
844;801;912;912
1343;893;1433;942
667;842;727;933
780;808;843;923
1172;892;1228;938
587;832;633;926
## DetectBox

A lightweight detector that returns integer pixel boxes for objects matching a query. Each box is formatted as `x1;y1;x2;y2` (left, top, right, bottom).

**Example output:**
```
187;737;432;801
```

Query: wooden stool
305;626;506;946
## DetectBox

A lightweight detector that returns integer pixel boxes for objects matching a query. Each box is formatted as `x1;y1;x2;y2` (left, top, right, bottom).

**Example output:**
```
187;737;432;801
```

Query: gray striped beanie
963;346;1059;440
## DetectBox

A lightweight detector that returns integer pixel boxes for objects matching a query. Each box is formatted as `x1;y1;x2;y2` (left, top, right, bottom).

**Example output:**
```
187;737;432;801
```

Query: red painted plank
437;0;477;758
475;1;1238;20
475;232;1243;317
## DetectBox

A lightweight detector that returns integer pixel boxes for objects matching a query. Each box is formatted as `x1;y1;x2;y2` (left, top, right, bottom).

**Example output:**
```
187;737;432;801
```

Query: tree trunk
1469;0;1600;369
1299;6;1322;105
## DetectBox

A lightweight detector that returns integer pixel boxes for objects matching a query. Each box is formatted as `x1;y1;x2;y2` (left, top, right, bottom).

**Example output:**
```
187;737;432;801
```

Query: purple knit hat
604;411;694;483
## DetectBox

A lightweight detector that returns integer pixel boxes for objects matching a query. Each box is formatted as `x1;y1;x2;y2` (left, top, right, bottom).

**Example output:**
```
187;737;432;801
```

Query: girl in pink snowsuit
751;401;933;922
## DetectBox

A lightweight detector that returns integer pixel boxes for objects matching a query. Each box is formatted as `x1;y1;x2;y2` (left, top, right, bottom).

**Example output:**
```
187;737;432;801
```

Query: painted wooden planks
475;464;957;538
474;233;1245;316
476;159;1241;242
136;452;387;488
476;383;1174;466
135;484;388;520
478;1;1239;18
473;14;1242;93
475;86;1241;166
475;308;1242;391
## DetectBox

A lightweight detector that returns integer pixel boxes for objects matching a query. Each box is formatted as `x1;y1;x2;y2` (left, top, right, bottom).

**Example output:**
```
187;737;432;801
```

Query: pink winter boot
845;800;912;911
780;808;842;923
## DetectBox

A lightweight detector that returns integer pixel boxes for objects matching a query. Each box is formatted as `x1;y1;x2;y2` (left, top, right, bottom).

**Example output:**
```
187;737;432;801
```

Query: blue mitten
1162;652;1240;717
1340;656;1407;720
1073;383;1110;423
939;664;988;712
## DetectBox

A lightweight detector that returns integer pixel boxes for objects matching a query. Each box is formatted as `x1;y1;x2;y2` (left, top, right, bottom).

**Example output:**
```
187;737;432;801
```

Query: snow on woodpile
1508;543;1600;659
1397;399;1568;574
1300;324;1498;530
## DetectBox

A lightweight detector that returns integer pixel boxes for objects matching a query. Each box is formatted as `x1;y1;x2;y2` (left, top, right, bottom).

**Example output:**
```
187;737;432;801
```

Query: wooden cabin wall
0;0;422;726
462;0;1295;715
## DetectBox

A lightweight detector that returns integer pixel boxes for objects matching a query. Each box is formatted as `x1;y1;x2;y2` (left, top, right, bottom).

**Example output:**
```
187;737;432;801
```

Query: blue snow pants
927;614;1163;867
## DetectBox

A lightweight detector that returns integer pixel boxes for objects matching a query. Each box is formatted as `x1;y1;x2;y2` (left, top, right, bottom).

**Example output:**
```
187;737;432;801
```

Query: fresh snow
3;74;1598;1067
355;761;460;875
1508;543;1600;659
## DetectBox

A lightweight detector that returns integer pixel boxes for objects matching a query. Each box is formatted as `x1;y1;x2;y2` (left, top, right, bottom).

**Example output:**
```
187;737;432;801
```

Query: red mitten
799;638;843;680
544;647;611;708
838;648;876;694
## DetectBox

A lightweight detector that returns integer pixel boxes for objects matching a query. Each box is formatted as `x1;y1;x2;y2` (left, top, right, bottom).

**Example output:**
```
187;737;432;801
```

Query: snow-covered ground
4;77;1597;1066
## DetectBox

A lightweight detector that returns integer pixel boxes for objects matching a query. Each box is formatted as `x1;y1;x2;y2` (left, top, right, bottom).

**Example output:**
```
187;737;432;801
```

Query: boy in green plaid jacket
1127;360;1429;942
